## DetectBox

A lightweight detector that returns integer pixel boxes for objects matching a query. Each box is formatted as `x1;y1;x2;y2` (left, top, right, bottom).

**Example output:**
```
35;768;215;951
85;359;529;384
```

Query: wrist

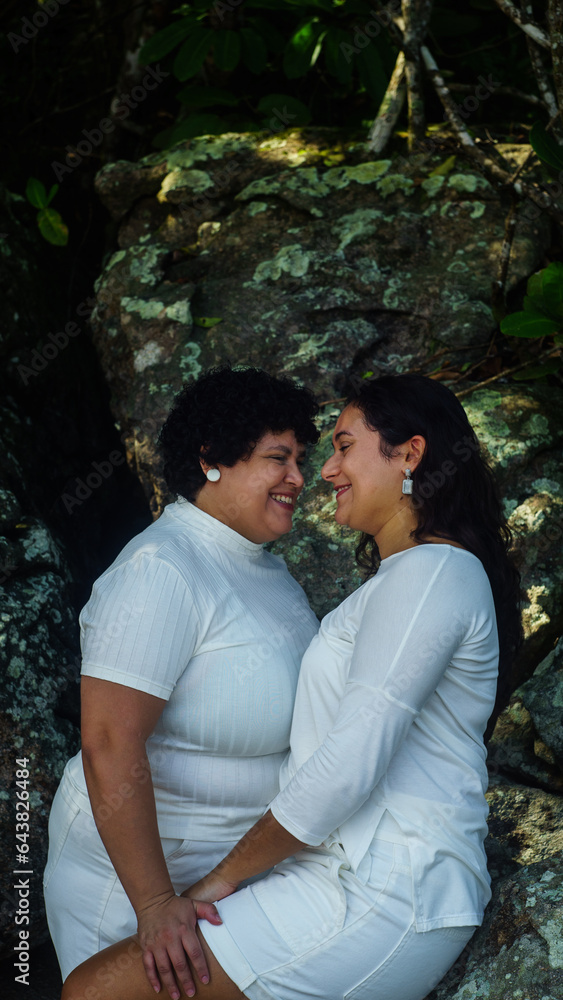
135;885;176;918
183;873;238;902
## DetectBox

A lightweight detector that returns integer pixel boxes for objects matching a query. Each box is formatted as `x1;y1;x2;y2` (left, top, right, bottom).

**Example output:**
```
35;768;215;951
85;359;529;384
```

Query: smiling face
196;429;306;544
321;405;423;550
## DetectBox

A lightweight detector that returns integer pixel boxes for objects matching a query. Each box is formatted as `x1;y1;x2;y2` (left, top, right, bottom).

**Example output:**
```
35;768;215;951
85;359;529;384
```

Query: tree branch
548;0;563;116
402;0;432;150
367;51;406;154
448;82;544;108
454;349;560;399
522;0;560;124
420;45;563;225
492;0;550;49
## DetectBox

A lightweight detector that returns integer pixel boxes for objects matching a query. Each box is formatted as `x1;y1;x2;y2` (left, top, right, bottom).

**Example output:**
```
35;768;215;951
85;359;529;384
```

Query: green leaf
356;42;388;103
324;26;353;84
139;18;197;65
213;30;241;72
152;114;228;149
500;308;561;338
26;177;48;209
240;27;269;74
176;84;239;107
526;270;543;303
173;28;214;81
428;155;457;177
541;261;563;320
530;121;563;172
193;316;223;327
257;93;311;127
46;183;59;206
37;208;68;246
511;359;561;380
283;19;324;79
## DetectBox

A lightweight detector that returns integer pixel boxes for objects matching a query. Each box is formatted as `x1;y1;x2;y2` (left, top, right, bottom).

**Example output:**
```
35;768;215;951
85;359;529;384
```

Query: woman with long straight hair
62;373;521;1000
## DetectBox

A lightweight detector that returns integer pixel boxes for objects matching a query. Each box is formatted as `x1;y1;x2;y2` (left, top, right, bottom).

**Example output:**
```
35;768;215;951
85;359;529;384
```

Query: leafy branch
25;178;69;247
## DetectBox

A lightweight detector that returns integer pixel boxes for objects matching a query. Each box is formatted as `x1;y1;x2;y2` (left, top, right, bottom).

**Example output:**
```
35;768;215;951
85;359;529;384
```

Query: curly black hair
158;365;319;501
347;373;522;741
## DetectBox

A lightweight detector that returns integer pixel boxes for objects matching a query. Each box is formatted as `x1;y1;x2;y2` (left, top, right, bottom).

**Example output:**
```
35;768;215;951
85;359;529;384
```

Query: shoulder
366;544;492;614
381;543;486;580
90;507;204;593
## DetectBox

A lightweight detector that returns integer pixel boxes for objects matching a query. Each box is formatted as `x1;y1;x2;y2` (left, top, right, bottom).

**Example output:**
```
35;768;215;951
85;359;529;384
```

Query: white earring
402;468;413;495
206;468;221;482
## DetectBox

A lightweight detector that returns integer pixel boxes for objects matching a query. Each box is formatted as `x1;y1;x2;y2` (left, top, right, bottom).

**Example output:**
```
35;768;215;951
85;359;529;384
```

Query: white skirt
199;813;476;1000
43;773;237;982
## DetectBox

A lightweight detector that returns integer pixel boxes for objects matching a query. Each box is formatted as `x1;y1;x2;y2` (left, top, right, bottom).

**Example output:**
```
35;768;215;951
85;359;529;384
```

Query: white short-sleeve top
270;544;499;930
64;500;319;841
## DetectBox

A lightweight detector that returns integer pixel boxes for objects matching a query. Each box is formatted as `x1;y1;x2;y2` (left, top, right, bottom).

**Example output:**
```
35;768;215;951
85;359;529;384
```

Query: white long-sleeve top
270;544;499;930
64;500;319;841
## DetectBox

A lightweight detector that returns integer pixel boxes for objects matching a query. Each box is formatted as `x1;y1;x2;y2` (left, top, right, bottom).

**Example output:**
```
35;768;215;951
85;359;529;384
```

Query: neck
374;503;419;560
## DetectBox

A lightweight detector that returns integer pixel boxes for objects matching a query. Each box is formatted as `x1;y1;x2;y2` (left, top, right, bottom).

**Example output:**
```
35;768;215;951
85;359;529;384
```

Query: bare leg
61;930;245;1000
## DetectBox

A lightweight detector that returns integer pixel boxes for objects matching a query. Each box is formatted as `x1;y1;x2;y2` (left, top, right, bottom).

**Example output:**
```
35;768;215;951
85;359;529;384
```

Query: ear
199;447;213;476
403;435;426;473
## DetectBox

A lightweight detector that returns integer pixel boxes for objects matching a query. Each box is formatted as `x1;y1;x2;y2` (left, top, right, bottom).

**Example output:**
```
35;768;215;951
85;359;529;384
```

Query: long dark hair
348;373;521;739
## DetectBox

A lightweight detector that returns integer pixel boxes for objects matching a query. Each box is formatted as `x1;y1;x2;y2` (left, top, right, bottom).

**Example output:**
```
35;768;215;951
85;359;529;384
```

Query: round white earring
206;468;221;482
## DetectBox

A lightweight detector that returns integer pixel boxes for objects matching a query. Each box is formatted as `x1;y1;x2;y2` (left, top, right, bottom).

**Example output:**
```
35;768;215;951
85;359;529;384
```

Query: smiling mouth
270;494;295;509
335;484;351;500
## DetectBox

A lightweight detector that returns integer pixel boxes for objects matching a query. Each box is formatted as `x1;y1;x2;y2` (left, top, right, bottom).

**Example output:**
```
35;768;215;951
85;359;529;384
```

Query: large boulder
90;128;549;512
486;773;563;880
427;858;563;1000
463;387;563;685
89;135;562;645
488;638;563;793
0;185;149;959
0;414;80;956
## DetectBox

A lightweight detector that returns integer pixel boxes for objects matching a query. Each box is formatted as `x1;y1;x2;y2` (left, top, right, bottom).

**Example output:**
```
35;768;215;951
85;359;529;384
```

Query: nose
321;451;339;481
285;459;305;490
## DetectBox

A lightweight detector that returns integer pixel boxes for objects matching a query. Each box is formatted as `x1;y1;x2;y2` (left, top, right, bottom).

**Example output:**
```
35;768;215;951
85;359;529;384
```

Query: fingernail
202;976;209;984
187;991;195;998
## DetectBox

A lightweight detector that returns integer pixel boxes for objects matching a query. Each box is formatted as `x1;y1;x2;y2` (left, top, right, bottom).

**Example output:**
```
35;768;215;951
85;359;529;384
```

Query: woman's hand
136;891;222;999
181;873;238;905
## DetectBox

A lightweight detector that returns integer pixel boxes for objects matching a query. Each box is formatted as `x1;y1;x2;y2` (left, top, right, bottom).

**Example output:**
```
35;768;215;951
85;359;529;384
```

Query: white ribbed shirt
65;500;319;841
271;545;499;930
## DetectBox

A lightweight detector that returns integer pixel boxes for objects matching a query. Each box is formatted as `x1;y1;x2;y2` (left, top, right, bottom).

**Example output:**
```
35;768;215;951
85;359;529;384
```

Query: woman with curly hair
44;365;320;982
62;372;521;1000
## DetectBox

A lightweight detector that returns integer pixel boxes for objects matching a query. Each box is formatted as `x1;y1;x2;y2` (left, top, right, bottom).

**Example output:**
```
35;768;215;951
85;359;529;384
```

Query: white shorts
43;774;236;982
200;814;476;1000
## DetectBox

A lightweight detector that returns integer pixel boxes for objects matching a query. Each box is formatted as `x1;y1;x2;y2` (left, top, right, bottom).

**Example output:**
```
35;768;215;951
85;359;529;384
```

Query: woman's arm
81;677;221;1000
183;810;306;903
